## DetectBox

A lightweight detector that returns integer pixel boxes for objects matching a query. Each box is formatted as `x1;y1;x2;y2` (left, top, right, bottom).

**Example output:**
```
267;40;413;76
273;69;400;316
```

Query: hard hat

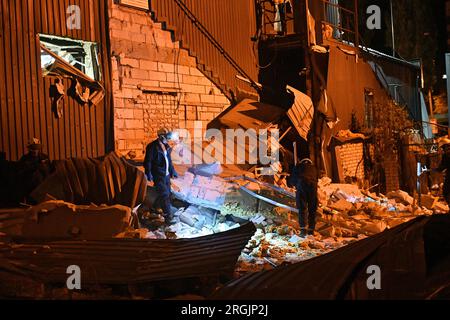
299;158;313;165
157;127;170;137
27;137;42;150
438;137;450;149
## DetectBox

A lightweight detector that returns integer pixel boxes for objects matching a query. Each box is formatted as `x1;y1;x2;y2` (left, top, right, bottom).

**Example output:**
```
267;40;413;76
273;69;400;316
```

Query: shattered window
39;34;101;81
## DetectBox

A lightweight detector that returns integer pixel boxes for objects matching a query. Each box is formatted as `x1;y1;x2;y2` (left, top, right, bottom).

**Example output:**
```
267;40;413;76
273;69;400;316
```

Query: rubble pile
233;177;449;275
124;164;449;276
133;203;242;240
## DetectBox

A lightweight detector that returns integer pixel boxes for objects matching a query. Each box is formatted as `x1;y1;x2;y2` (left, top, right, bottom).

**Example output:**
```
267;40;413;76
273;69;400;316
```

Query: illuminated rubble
147;169;449;276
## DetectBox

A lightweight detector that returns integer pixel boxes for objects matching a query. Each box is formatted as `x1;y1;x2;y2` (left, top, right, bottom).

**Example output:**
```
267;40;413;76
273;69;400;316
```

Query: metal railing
320;0;359;47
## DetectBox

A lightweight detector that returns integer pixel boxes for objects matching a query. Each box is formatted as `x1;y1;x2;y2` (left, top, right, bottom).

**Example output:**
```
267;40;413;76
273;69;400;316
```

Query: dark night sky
358;0;447;91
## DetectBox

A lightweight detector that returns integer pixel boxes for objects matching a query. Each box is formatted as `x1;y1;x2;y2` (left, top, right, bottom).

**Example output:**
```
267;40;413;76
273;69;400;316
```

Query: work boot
165;214;176;225
307;229;315;236
299;229;307;238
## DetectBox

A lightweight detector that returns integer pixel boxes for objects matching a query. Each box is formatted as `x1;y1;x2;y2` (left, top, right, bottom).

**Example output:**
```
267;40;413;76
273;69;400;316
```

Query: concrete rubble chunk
387;190;414;205
330;199;353;211
420;194;438;210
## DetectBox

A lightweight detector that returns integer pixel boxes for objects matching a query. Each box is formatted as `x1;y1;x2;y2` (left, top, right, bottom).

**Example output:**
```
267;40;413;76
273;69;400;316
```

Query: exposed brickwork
384;155;400;193
335;142;365;181
109;1;230;158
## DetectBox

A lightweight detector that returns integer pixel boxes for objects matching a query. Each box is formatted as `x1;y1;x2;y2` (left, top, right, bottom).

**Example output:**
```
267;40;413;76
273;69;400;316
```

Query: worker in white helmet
144;128;179;224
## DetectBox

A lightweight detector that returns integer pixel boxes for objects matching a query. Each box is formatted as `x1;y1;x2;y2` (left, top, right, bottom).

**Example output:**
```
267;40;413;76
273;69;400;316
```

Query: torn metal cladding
0;222;256;287
212;215;450;300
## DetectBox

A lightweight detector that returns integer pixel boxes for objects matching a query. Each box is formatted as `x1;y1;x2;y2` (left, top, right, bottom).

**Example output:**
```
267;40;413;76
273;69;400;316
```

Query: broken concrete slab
387;190;414;205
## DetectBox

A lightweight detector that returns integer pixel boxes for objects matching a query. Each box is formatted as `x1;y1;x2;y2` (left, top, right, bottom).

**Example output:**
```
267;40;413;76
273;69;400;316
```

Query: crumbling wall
335;142;365;182
108;1;230;157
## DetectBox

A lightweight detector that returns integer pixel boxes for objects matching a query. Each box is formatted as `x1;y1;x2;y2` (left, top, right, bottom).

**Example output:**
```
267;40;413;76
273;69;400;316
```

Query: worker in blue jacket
144;128;178;223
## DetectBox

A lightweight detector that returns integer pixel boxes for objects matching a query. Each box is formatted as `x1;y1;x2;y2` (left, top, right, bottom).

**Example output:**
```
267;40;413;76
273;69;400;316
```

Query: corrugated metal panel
286;85;314;141
211;215;450;300
150;0;259;99
0;0;113;161
0;222;256;286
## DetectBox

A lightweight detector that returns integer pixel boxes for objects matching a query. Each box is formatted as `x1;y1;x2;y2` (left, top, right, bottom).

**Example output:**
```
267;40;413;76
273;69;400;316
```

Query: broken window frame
39;34;102;82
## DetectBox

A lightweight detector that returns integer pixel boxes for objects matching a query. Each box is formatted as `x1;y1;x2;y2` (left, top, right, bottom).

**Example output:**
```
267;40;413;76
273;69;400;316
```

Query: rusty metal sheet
0;0;113;161
211;215;450;300
0;222;256;288
29;152;147;209
150;0;259;99
286;85;314;141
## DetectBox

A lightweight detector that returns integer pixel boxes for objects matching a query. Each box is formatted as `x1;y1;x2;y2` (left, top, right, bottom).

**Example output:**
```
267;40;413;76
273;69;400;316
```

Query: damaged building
0;0;449;300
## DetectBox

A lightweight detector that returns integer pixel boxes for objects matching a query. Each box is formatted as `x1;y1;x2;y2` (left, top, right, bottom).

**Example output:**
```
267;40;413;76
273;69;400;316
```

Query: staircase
149;0;260;100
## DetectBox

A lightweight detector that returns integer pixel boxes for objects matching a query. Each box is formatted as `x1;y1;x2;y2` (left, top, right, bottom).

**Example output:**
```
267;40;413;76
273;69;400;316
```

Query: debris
1;200;132;240
433;201;449;213
188;162;223;177
387;190;414;205
420;194;438;210
288;234;303;244
330;199;353;211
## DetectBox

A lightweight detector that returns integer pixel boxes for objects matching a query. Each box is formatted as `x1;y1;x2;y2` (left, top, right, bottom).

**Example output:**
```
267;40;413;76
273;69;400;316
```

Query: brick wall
384;155;400;192
335;142;365;181
109;1;230;158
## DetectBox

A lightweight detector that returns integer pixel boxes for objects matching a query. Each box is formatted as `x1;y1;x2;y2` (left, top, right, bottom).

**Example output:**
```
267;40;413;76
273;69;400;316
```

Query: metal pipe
390;0;396;57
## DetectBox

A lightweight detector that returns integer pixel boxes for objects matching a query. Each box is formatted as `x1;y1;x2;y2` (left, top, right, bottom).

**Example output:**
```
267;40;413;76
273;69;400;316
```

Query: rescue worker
144;128;178;223
436;138;450;206
18;138;51;203
288;157;319;237
19;138;49;165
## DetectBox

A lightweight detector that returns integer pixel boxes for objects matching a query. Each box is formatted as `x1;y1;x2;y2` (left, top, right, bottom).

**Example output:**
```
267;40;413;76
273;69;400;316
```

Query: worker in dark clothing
288;158;319;237
18;138;51;203
437;138;450;206
19;138;49;165
144;128;178;223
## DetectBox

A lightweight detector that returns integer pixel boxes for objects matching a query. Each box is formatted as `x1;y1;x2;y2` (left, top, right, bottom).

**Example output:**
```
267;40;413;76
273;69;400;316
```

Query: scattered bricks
420;194;438;210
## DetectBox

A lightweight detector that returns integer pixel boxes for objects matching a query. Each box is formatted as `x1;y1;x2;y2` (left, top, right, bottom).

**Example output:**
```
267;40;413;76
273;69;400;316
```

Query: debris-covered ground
133;166;449;277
